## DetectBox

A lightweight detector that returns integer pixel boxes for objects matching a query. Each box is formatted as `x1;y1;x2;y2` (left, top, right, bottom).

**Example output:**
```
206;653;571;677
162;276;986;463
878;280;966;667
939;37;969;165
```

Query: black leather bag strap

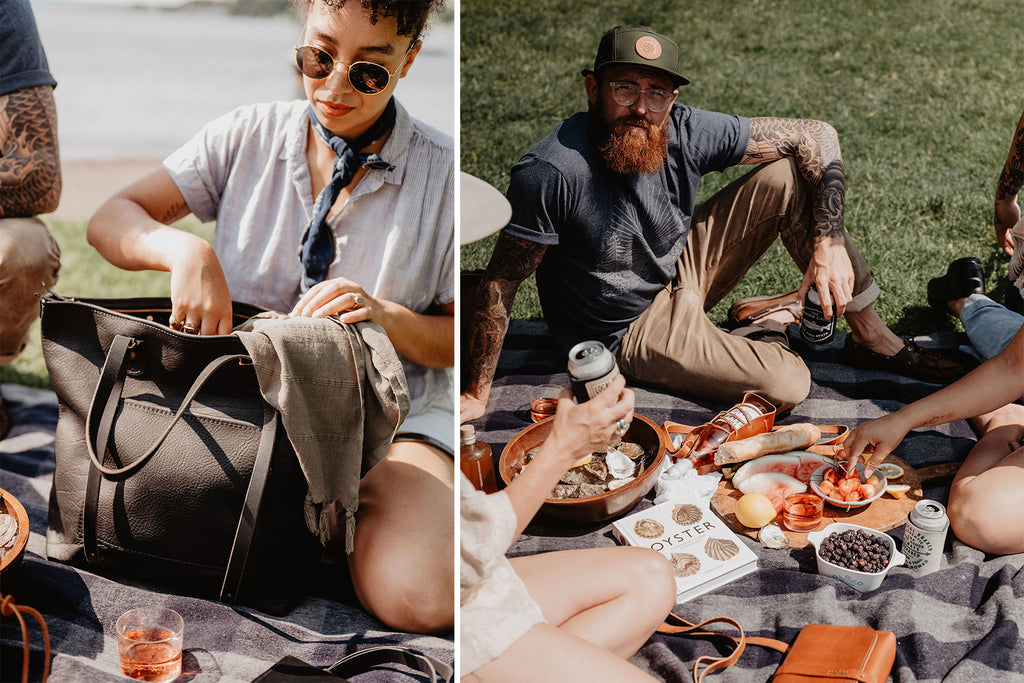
85;334;249;477
326;646;453;683
220;403;279;604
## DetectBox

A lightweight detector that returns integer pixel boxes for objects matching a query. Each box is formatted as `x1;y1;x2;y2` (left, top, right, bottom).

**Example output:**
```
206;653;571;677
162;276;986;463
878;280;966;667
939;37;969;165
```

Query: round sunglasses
294;44;411;95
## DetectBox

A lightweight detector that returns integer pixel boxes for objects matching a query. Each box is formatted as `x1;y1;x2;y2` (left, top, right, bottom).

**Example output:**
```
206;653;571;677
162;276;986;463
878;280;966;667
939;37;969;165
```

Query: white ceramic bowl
809;463;887;511
806;522;905;593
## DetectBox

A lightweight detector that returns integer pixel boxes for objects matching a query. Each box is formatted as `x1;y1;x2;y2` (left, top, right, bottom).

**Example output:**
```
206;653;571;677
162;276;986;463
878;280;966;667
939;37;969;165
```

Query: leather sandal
839;336;979;385
727;289;802;329
926;257;984;314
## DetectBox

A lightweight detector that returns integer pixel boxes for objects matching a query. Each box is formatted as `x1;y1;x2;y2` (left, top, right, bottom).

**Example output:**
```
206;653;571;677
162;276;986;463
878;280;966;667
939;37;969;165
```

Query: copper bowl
498;414;666;524
0;489;30;578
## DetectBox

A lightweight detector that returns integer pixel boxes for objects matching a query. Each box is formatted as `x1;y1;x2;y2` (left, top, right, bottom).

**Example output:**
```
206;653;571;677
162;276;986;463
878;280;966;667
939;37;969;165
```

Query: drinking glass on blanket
530;384;561;422
117;607;183;682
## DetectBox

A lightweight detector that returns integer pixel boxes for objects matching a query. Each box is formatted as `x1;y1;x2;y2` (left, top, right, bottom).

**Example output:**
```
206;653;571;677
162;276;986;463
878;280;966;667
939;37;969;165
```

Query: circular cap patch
635;36;662;60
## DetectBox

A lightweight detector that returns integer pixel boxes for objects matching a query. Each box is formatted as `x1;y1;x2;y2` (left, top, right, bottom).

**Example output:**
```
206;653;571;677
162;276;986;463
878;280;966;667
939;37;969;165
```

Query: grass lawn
0;218;214;389
460;0;1023;334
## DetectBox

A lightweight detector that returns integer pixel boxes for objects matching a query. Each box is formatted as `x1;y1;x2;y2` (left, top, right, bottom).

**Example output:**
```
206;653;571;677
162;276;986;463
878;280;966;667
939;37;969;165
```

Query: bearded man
461;25;971;420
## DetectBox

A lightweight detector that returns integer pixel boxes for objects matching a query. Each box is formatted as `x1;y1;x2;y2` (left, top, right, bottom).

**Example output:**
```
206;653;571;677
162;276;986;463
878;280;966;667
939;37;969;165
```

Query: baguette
714;423;821;465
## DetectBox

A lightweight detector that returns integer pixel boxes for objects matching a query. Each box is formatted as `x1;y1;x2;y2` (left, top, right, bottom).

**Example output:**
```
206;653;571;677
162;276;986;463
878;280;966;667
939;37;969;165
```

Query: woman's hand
167;236;234;335
843;412;913;477
542;375;635;470
291;276;375;325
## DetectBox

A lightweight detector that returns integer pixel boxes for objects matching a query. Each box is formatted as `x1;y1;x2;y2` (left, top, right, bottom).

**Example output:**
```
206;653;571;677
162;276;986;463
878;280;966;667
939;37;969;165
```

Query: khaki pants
618;159;879;411
0;217;61;365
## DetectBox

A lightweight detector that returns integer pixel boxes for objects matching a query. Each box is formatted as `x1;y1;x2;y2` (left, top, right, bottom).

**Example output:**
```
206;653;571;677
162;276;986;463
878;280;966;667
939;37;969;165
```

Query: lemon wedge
885;484;910;499
569;454;592;469
876;463;904;479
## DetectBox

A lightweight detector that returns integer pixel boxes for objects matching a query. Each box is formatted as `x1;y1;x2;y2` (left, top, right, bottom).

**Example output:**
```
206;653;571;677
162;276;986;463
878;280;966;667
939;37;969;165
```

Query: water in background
33;1;454;161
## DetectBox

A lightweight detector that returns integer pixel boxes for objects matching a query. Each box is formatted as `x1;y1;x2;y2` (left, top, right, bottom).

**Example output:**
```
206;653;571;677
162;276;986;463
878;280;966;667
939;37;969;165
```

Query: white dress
459;474;547;674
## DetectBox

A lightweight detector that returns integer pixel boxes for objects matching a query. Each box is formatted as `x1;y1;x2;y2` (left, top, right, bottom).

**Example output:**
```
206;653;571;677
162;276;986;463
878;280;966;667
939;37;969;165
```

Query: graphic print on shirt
597;176;687;301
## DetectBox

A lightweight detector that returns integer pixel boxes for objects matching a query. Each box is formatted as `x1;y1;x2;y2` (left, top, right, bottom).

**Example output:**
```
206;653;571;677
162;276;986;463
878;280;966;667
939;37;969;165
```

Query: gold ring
183;321;197;334
169;316;184;331
353;295;365;306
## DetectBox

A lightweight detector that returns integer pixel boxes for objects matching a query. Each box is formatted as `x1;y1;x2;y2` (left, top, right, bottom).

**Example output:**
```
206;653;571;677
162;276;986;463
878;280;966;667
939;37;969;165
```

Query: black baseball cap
581;25;690;87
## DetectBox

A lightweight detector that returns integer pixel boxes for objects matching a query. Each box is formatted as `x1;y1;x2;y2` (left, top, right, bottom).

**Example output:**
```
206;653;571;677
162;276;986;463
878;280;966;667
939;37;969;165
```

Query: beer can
567;340;619;403
800;286;836;344
903;499;949;575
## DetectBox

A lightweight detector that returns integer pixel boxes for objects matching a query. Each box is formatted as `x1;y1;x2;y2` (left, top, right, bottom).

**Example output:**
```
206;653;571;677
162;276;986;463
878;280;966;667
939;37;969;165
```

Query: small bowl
809;463;887;511
806;522;905;592
0;489;30;579
498;414;666;524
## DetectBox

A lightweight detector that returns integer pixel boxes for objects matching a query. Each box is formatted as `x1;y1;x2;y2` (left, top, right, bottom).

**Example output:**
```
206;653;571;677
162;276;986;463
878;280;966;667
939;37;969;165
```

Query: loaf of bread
714;423;821;465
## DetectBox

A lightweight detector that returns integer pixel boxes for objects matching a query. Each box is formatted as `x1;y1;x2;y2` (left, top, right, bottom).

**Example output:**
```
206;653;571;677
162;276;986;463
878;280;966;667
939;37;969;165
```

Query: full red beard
595;114;669;176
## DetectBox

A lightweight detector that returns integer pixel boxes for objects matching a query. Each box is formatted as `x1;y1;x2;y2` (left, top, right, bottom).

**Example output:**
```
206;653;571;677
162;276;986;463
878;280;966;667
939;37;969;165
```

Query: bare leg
947;403;1024;554
510;547;677;658
845;305;904;357
465;622;662;683
347;441;454;633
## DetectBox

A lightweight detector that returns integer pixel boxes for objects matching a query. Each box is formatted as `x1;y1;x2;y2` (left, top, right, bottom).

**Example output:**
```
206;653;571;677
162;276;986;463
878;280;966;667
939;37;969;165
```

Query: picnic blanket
0;384;453;683
467;320;1024;682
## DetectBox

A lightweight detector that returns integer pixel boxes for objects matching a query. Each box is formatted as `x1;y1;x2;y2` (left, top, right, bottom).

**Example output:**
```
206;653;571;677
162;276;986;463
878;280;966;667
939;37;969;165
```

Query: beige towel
234;313;409;552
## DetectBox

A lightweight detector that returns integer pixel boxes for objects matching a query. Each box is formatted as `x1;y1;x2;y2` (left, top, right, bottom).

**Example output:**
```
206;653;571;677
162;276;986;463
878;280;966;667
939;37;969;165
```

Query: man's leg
619;160;812;411
0;217;60;365
956;294;1024;362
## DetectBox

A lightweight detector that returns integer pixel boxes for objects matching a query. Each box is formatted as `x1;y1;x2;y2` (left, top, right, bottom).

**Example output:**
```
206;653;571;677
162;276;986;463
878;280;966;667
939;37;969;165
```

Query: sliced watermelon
732;453;801;490
735;471;807;513
793;452;835;483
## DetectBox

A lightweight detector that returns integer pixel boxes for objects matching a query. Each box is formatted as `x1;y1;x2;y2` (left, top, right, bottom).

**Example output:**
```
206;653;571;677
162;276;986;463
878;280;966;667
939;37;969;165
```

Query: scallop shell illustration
669;552;702;578
634;518;665;539
671;503;703;526
704;537;740;561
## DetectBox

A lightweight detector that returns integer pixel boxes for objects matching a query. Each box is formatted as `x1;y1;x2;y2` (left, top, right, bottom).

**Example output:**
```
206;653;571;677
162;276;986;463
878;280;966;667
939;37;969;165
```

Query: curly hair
292;0;446;40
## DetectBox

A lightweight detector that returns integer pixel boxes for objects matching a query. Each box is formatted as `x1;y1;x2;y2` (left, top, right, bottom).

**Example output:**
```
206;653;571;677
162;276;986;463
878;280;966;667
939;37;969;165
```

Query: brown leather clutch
772;624;896;683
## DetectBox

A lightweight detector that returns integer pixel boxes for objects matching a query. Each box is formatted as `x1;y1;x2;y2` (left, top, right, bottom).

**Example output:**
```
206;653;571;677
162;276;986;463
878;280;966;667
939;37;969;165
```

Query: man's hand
995;197;1020;257
799;237;854;319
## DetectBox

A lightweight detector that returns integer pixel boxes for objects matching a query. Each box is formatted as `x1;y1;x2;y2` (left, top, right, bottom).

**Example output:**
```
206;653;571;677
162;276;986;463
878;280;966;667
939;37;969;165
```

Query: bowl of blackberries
806;523;905;593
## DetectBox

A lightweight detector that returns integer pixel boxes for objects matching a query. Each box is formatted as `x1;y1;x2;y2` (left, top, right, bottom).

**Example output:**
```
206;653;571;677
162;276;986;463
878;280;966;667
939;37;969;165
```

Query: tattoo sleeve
742;117;845;242
467;233;548;397
995;110;1024;201
0;84;61;218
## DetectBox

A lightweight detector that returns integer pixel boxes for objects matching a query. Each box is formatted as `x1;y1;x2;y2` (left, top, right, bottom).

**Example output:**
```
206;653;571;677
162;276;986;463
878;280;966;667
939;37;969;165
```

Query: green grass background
460;0;1023;332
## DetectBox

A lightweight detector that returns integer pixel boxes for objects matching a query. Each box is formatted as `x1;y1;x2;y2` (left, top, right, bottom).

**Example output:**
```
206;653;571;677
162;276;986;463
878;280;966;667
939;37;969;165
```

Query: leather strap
1;594;50;683
657;613;789;682
326;645;453;683
220;404;279;604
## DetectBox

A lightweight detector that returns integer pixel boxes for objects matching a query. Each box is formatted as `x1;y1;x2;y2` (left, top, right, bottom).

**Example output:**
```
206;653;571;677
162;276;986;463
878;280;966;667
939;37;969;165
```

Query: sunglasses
294;44;411;95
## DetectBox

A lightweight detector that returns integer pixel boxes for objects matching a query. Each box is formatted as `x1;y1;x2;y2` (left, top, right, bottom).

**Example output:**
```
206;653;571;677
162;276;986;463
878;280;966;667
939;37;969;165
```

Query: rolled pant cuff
846;280;880;314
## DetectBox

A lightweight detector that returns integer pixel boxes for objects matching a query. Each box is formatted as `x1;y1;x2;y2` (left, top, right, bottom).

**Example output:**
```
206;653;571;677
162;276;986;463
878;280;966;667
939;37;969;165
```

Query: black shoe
927;257;984;314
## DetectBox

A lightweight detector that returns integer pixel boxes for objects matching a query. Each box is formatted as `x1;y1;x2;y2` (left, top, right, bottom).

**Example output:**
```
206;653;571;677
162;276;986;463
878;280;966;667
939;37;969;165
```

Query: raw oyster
584;459;609;480
605;449;636;479
704;537;740;561
671;503;703;526
633;518;665;539
669;552;702;577
0;513;17;551
758;523;791;549
607;477;635;490
618;442;644;460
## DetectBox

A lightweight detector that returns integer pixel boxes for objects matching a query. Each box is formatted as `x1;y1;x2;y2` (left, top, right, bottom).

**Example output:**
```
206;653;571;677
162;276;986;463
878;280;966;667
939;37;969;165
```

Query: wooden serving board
711;455;921;549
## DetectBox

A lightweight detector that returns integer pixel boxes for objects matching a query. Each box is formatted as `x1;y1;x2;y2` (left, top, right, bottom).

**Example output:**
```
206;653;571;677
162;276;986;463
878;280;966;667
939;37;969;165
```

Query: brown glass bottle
460;425;498;493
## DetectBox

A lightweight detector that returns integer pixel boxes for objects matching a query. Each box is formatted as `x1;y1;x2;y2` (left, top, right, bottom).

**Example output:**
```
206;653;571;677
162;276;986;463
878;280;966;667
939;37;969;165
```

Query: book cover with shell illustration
611;498;758;603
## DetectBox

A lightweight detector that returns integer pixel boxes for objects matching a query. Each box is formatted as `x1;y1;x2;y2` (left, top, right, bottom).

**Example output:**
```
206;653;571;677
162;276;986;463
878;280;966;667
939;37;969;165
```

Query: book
611;498;758;603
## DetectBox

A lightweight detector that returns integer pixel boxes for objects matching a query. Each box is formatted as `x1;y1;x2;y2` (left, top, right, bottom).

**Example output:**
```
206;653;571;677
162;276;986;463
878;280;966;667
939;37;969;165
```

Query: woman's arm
502;376;635;538
846;324;1024;474
87;168;235;335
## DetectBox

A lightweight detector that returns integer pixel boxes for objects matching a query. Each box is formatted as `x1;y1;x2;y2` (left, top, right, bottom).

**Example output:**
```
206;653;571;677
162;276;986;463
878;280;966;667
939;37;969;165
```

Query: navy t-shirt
0;0;56;97
503;105;750;354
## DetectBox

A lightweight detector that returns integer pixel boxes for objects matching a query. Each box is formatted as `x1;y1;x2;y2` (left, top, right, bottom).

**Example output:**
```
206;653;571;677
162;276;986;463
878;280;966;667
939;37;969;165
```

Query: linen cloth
164;98;454;448
459;474;546;675
233;313;408;551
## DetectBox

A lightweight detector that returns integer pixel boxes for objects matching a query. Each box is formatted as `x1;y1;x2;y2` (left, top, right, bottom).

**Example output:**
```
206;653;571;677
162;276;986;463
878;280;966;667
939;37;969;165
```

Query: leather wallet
772;624;897;682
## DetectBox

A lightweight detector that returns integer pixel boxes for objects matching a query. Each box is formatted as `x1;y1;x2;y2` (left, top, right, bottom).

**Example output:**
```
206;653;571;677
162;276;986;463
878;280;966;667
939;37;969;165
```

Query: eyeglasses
294;44;411;95
606;80;674;112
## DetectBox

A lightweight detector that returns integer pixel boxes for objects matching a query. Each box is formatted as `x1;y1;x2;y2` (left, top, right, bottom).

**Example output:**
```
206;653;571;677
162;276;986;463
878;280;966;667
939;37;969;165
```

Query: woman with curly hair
86;0;454;633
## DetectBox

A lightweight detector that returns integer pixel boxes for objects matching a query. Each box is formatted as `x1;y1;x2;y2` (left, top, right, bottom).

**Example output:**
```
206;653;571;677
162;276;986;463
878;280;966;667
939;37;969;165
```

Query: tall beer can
800;286;836;344
903;499;949;575
567;340;619;403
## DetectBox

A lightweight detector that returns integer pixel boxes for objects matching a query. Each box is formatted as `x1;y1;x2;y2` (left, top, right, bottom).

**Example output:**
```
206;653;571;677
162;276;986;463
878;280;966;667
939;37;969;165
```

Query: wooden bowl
498;414;666;525
0;489;30;578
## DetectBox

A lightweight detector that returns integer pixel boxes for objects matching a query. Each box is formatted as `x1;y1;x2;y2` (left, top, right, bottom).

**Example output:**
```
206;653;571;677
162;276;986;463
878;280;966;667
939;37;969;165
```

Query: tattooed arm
460;233;548;422
994;110;1024;256
88;167;234;335
739;117;853;318
0;85;61;217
